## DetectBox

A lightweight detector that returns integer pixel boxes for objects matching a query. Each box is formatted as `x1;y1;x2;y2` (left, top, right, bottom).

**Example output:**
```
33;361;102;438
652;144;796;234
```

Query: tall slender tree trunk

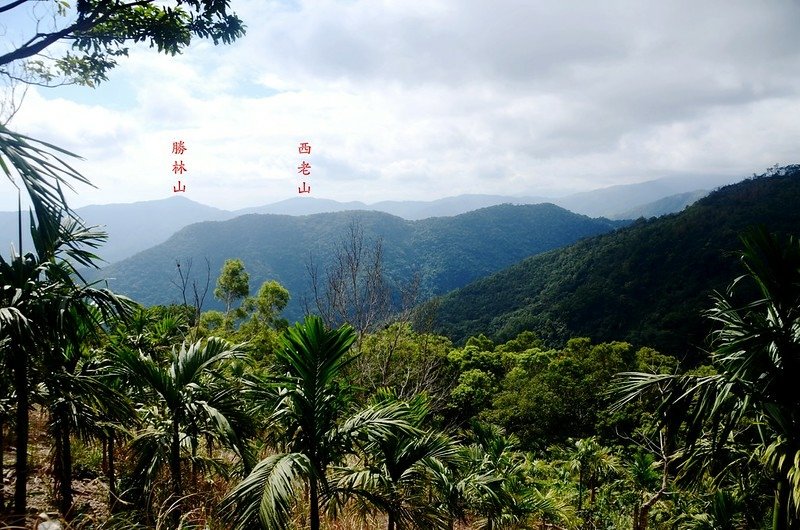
0;414;5;512
170;415;182;524
13;348;28;519
387;510;395;530
61;417;73;516
309;474;320;530
52;411;74;516
107;433;118;512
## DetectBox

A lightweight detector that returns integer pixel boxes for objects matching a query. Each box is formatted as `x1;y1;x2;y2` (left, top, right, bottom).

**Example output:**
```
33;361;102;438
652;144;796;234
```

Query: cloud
2;0;800;210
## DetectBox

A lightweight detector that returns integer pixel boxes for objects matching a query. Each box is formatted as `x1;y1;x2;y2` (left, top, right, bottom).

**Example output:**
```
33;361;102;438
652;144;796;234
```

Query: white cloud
2;0;800;211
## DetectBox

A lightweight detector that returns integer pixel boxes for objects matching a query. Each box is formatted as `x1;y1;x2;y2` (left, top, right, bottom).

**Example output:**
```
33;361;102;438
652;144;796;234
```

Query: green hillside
98;203;623;320
431;166;800;360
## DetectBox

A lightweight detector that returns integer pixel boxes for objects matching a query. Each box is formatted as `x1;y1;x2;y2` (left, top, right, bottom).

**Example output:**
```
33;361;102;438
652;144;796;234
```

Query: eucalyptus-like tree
614;227;800;530
222;315;413;530
1;0;244;88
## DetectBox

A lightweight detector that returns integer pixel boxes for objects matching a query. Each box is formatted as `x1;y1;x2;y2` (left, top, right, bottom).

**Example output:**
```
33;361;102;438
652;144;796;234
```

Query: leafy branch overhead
0;0;246;87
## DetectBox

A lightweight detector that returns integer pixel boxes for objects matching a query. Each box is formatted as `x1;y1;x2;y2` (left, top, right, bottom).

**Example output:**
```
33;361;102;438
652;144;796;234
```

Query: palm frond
222;452;311;530
0;123;91;228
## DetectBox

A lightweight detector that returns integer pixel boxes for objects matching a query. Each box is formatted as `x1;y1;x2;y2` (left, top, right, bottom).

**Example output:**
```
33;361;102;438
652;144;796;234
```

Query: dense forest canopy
431;167;800;361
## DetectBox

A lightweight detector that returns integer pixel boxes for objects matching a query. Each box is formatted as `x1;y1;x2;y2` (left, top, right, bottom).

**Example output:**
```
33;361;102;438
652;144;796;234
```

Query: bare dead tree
0;66;29;125
303;218;391;340
170;257;211;324
192;257;212;320
172;258;191;307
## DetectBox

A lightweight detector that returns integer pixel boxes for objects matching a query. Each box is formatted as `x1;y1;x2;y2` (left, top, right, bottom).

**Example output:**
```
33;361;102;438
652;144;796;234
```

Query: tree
39;304;135;516
111;335;250;521
171;257;212;325
234;279;290;362
334;390;458;530
305;219;391;340
222;316;413;530
242;279;290;330
0;0;245;519
352;323;455;413
0;0;244;88
560;437;620;520
614;227;800;530
214;258;250;319
0;211;129;519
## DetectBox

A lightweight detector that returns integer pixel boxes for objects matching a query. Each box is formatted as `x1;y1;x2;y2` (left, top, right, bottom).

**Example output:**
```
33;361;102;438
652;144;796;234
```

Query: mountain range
93;204;624;321
0;173;738;265
430;166;800;361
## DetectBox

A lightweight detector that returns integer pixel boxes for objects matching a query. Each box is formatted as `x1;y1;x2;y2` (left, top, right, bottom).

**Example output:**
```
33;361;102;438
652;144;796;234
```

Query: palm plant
422;424;554;530
425;447;504;530
111;336;250;520
468;425;543;530
681;490;746;530
222;315;414;530
614;227;800;530
38;303;136;515
333;390;459;530
561;436;620;515
0;213;129;518
0;122;91;229
614;448;667;530
0;113;115;518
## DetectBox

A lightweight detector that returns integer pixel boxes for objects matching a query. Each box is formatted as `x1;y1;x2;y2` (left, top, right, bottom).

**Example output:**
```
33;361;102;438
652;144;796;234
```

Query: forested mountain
612;189;708;219
431;166;800;361
0;175;730;264
95;204;623;320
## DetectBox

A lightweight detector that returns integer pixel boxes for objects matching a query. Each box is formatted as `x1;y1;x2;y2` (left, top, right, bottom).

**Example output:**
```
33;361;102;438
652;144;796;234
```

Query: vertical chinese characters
172;140;188;192
297;142;311;194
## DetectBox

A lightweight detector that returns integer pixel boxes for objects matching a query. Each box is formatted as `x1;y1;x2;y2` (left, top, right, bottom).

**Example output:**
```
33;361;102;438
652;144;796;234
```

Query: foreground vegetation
2;217;800;529
4;0;800;526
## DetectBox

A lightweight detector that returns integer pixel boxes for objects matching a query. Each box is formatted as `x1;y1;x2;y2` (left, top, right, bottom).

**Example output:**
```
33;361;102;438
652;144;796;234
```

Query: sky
2;0;800;211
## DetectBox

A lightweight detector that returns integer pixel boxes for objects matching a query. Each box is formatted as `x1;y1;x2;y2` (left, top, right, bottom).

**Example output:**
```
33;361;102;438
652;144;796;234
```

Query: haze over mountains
0;173;739;265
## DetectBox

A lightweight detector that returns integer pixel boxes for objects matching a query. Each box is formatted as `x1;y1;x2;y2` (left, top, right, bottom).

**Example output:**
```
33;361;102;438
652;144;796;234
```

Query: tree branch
0;0;151;67
0;0;31;15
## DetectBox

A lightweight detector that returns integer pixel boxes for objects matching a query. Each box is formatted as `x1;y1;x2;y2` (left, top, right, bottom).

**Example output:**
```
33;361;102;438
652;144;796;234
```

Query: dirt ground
1;410;110;529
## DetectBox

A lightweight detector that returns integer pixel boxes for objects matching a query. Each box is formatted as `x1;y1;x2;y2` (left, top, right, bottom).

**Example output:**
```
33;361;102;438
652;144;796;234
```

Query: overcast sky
3;0;800;211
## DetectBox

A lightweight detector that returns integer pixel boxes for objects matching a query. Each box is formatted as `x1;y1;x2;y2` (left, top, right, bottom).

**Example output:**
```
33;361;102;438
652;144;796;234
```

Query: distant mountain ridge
0;173;738;265
430;166;800;361
95;204;624;321
0;197;234;264
612;189;709;220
